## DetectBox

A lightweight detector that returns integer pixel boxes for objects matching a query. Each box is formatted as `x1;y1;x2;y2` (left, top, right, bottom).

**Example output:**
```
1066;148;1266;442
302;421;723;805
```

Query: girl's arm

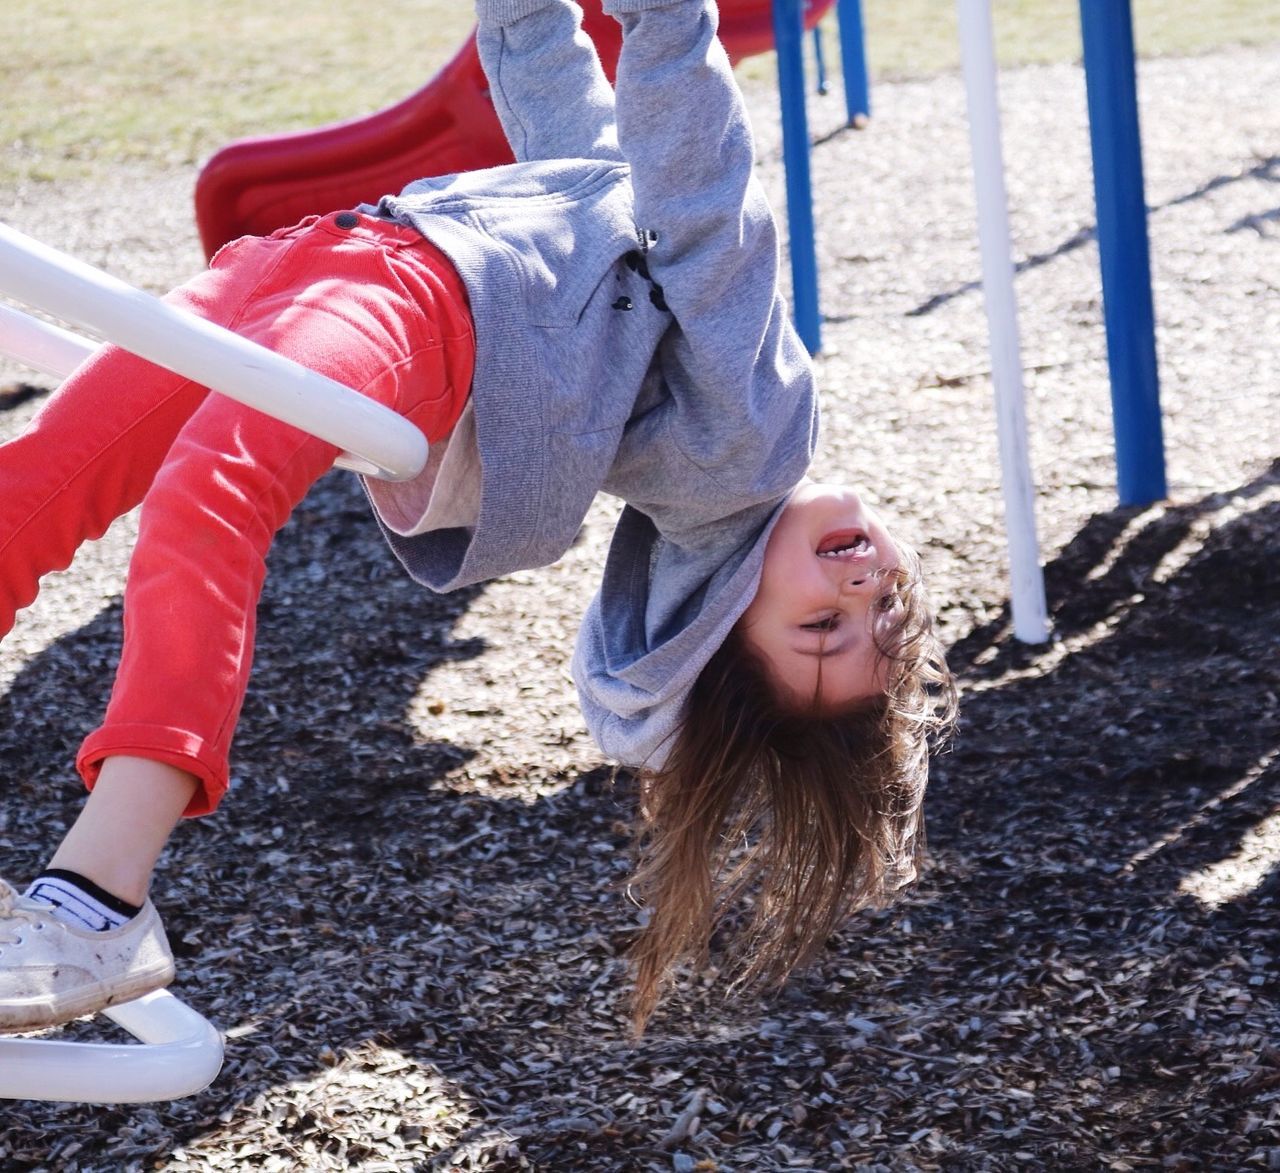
606;0;816;524
476;0;622;164
609;0;768;310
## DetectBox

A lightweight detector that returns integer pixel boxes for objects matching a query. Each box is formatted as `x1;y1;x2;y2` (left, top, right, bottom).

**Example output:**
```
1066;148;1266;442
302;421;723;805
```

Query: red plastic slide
194;0;833;259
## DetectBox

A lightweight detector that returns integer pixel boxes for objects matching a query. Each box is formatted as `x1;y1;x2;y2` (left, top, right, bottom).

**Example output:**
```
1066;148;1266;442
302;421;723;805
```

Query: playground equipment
0;222;428;482
0;991;224;1104
947;0;1167;640
956;0;1049;643
848;0;1166;512
772;0;824;355
777;0;1164;636
1077;0;1166;506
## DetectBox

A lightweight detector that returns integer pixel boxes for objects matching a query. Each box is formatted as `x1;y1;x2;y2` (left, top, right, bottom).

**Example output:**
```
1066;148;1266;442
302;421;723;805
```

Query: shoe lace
0;880;50;944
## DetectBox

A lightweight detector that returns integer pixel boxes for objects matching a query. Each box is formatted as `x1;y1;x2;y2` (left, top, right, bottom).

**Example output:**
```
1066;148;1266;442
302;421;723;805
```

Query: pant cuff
77;724;229;818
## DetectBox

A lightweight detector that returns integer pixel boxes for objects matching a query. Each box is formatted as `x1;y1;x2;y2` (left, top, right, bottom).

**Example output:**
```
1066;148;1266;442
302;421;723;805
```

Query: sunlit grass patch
3;0;1277;186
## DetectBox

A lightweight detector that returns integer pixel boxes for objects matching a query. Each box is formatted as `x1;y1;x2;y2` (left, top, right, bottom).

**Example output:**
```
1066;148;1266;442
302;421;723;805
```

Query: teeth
818;540;867;558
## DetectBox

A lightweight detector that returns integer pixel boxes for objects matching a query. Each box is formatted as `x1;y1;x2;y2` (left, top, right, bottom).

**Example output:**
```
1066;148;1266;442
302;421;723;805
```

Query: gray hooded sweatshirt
364;0;817;768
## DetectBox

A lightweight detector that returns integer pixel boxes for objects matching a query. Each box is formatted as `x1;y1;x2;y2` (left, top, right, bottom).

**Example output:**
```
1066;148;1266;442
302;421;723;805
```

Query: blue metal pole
1079;0;1166;505
813;27;830;95
835;0;871;127
772;0;822;354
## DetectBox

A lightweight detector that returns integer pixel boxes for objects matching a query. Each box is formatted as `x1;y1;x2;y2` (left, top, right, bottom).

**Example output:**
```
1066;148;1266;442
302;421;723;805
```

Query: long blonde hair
626;539;956;1030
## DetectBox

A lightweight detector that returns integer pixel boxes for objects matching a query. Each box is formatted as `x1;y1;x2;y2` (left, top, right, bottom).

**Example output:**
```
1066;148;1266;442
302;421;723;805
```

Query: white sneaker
0;878;175;1032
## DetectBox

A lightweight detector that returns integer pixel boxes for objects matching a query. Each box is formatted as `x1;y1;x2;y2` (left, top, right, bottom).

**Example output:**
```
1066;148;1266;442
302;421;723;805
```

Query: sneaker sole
0;959;176;1033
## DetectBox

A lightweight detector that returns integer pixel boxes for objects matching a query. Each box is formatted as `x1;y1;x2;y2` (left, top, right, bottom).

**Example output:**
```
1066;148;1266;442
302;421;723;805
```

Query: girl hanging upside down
0;0;955;1033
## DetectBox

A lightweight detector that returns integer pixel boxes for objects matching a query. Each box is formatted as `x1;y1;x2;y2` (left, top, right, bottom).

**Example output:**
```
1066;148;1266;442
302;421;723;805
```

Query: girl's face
738;481;901;710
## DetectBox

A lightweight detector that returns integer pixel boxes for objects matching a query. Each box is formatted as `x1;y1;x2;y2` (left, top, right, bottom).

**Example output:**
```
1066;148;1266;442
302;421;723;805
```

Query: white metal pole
956;0;1050;643
0;222;428;482
0;299;99;379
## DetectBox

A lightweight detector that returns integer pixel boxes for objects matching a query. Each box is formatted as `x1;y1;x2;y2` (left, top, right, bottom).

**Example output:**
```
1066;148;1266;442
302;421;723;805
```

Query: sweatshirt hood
571;492;793;771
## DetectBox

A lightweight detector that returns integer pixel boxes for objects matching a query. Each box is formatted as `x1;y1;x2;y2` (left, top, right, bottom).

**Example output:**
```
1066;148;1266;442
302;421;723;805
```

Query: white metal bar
956;0;1050;643
0;990;224;1103
0;221;428;482
0;299;99;379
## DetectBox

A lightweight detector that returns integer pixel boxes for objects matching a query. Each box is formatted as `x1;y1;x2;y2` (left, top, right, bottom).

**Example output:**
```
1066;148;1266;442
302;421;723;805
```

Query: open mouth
816;529;870;559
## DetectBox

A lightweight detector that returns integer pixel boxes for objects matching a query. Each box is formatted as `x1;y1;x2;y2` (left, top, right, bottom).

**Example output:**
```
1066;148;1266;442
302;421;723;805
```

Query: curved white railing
0;220;428;481
0;990;224;1104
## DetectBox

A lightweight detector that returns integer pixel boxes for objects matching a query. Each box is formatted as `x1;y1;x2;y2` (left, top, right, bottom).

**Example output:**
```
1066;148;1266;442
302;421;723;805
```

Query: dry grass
3;0;1278;185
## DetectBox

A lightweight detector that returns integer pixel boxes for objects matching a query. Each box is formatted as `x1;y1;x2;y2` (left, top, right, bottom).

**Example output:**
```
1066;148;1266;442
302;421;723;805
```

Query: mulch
1;41;1277;1172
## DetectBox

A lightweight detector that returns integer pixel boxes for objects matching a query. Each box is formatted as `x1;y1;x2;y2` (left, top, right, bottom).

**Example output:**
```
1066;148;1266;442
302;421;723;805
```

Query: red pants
0;213;474;816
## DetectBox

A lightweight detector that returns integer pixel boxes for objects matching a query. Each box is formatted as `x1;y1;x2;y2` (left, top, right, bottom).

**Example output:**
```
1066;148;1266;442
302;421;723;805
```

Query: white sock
23;869;141;932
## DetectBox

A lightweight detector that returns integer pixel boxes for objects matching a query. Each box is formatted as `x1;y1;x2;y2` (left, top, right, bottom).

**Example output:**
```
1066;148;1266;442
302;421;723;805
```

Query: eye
877;591;899;613
801;614;841;632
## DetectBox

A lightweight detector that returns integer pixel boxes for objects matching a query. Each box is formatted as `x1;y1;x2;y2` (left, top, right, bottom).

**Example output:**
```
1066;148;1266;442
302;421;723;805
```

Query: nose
838;565;888;597
839;572;874;595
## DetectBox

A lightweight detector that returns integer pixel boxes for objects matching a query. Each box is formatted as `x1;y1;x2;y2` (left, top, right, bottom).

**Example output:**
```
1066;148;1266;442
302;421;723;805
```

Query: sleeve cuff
476;0;563;26
602;0;694;13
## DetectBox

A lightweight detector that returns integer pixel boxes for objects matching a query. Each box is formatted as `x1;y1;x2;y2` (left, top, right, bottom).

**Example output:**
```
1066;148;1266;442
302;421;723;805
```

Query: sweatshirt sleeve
603;0;817;524
475;0;623;164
